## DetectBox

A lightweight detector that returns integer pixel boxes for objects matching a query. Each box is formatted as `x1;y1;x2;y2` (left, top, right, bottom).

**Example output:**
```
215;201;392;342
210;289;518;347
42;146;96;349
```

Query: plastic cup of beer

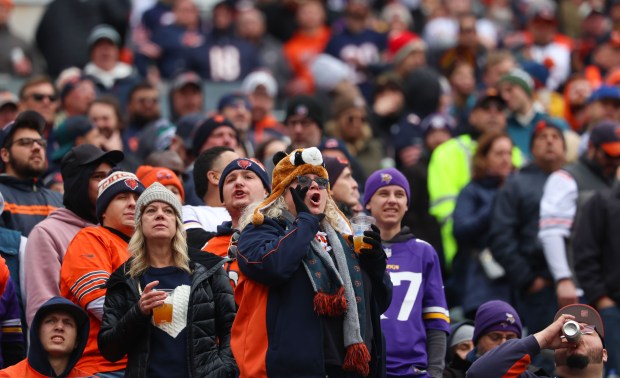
350;215;376;253
152;289;174;325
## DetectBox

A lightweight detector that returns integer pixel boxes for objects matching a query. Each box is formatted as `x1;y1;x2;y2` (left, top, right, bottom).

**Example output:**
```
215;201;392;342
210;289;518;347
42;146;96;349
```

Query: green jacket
428;135;523;268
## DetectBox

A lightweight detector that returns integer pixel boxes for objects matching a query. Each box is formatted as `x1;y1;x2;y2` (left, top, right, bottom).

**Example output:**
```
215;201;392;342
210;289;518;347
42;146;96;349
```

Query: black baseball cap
0;110;45;149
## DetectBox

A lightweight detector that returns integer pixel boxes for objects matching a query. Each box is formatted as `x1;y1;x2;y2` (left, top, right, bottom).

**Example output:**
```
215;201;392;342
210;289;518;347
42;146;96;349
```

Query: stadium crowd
0;0;619;376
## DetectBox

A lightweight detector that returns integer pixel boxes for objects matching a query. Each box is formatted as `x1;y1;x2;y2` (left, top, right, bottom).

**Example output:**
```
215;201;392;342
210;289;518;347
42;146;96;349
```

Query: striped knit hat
96;170;145;224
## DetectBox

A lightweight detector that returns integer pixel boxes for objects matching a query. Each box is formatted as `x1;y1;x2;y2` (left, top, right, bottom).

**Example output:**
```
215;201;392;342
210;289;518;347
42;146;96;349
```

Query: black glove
289;186;326;221
358;224;387;278
290;186;310;214
360;224;383;255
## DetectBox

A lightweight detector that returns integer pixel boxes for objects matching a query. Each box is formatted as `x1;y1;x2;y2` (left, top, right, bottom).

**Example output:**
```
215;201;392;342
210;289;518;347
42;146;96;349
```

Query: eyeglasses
484;332;518;343
27;93;58;103
296;175;329;189
8;137;47;148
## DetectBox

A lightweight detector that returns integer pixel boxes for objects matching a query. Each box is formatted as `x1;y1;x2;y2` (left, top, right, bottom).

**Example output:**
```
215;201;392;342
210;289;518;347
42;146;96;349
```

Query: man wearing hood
0;296;90;377
390;67;442;168
24;144;123;326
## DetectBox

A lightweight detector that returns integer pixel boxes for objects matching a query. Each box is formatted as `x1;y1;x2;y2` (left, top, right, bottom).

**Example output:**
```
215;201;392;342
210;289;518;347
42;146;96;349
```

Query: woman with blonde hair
98;183;237;378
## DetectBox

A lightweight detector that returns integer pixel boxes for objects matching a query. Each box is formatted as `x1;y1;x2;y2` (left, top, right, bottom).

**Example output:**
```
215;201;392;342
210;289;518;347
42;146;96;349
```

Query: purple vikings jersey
381;238;450;377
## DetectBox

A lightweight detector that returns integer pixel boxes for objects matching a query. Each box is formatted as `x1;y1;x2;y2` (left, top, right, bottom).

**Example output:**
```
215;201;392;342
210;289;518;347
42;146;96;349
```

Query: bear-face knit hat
473;300;523;344
363;168;410;206
135;182;183;225
96;170;146;224
251;147;329;225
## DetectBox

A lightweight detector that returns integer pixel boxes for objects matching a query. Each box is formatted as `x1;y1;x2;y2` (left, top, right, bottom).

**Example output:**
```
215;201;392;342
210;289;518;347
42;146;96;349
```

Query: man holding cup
364;167;450;378
467;303;607;377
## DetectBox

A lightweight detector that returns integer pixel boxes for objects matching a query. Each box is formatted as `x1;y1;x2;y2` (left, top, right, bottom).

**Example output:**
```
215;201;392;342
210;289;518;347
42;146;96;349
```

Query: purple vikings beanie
363;168;410;206
473;300;523;344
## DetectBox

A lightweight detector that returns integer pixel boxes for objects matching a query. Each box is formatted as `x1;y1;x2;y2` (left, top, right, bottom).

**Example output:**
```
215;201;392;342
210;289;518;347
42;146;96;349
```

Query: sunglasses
8;137;47;148
27;93;58;103
296;175;328;189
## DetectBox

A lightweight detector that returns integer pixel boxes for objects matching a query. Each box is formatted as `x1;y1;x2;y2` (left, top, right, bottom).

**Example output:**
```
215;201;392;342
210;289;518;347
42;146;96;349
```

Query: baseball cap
419;113;456;137
0;92;18;110
473;88;506;109
175;113;205;151
52;116;97;161
590;121;620;157
217;93;251;111
241;71;277;98
61;144;124;170
588;85;620;104
88;24;121;48
528;0;557;21
0;110;45;149
171;71;202;91
554;304;605;341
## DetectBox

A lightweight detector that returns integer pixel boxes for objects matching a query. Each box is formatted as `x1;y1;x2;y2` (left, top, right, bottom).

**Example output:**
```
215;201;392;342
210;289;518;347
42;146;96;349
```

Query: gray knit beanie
135;182;183;224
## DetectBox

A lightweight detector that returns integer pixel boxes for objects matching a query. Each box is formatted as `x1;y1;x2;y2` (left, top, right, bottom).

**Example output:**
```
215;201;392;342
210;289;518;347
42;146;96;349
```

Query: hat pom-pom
301;147;323;165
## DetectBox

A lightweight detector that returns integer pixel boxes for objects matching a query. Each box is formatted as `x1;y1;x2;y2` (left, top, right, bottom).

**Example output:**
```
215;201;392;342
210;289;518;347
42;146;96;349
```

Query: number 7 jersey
381;235;450;376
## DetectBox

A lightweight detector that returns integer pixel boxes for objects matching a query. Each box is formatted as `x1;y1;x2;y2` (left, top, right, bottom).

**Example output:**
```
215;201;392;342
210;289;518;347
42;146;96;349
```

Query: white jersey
538;170;578;281
182;205;231;232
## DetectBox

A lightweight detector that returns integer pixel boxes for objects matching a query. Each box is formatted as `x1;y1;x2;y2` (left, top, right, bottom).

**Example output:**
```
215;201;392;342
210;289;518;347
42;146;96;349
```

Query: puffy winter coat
98;255;238;377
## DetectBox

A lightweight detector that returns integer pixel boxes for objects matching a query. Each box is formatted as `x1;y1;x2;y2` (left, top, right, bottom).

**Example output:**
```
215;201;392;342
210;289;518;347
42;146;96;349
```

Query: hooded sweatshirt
24;158;101;326
391;67;442;161
0;297;91;377
24;209;94;327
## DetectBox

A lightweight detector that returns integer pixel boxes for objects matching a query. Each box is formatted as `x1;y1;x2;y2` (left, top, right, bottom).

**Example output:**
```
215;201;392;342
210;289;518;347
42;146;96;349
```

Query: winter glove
353;224;387;279
290;186;310;214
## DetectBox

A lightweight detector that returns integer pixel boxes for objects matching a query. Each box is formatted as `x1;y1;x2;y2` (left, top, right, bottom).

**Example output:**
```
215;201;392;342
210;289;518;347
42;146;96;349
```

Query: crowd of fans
0;0;620;376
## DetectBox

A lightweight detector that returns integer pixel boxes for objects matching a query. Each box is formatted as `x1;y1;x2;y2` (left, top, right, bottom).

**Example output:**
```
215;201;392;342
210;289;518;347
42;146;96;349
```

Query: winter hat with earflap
251;147;329;225
134;182;183;224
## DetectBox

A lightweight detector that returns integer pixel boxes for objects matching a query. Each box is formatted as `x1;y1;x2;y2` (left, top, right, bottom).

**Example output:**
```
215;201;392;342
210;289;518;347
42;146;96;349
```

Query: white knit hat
135;182;183;224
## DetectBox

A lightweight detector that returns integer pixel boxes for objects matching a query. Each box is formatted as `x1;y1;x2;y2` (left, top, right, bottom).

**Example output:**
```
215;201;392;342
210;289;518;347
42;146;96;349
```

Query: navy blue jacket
236;212;392;377
489;164;552;291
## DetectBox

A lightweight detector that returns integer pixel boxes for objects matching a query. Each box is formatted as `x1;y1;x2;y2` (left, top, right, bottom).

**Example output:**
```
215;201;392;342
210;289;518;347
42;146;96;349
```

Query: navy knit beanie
218;158;271;203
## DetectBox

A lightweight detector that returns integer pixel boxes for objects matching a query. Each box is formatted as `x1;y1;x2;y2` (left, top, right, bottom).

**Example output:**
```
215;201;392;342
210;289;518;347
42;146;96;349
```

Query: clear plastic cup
152;289;174;324
350;215;376;253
